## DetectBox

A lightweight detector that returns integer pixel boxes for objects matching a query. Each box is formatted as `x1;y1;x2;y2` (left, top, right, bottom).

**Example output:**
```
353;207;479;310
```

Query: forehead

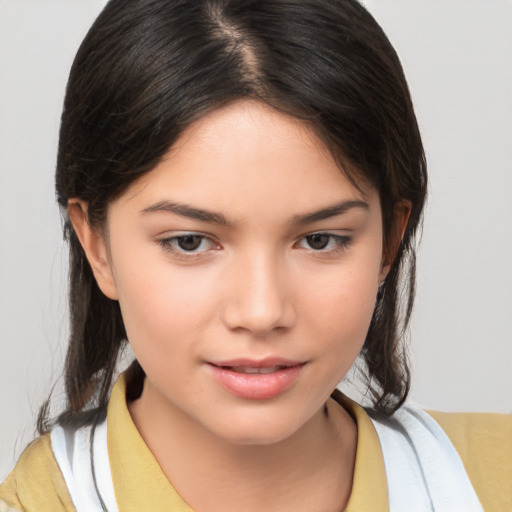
115;100;379;218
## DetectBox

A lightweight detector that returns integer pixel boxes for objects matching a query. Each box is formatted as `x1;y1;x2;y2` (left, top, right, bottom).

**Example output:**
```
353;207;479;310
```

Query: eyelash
158;232;352;257
295;233;352;253
159;233;220;256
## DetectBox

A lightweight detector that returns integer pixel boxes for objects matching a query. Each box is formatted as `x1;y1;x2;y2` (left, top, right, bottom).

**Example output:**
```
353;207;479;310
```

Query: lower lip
207;363;305;400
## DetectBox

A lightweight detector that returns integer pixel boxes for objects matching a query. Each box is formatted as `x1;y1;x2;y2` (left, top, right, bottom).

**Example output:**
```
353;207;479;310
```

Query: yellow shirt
1;374;511;511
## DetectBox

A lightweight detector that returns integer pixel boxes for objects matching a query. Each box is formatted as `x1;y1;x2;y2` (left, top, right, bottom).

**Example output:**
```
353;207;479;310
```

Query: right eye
159;233;220;255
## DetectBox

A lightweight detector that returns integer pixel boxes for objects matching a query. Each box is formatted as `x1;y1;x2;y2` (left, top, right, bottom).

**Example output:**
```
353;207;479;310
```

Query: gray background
1;0;511;480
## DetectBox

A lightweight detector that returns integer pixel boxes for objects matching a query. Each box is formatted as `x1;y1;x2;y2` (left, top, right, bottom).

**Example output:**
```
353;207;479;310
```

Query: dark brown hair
39;0;427;432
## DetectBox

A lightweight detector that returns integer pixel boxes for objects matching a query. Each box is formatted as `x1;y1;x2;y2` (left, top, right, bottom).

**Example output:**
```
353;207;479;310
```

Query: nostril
221;299;297;336
220;259;297;334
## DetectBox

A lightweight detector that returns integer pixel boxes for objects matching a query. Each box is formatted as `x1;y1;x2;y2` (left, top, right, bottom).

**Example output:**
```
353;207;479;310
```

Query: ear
380;200;412;282
68;199;119;300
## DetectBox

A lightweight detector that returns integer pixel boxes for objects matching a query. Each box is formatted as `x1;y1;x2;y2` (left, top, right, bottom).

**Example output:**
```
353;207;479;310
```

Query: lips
206;358;306;400
224;365;290;374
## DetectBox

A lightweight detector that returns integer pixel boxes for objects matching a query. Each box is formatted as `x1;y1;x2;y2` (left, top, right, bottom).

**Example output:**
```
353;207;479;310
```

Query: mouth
206;359;306;400
219;364;296;375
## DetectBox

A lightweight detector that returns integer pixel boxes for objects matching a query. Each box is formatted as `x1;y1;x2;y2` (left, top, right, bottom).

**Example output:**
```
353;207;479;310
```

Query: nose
221;252;297;337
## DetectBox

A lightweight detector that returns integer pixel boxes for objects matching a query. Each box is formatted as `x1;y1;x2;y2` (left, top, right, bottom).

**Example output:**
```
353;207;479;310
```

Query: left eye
160;234;216;253
298;233;351;251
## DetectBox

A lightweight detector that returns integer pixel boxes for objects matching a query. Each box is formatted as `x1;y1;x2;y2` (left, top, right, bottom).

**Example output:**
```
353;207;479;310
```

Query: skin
70;101;406;511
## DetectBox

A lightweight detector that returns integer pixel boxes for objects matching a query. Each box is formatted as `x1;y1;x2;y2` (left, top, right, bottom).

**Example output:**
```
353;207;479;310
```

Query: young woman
1;1;510;511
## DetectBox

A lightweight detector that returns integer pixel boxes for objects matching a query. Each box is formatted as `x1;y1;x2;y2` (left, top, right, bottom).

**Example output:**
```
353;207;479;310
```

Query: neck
129;381;357;512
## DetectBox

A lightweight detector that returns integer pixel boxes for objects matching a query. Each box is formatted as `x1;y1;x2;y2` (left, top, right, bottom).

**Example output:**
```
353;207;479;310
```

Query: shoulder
429;409;512;510
0;434;75;512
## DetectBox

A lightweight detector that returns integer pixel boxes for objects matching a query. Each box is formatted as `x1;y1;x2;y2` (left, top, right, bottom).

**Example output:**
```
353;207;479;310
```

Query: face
93;101;386;445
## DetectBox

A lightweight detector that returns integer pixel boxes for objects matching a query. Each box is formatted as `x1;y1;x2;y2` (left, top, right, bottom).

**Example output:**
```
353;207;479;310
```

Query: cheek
303;263;379;355
112;257;220;353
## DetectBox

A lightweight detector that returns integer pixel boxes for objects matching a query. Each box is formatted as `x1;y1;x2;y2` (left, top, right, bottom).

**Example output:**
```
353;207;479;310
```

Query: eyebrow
292;199;369;225
141;199;369;226
141;201;232;226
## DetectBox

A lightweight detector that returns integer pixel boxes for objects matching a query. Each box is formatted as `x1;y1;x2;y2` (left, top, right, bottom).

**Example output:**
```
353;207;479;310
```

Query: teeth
229;366;282;374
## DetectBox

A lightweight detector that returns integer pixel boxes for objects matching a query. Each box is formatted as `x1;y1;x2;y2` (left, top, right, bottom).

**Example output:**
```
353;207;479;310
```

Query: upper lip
208;357;305;368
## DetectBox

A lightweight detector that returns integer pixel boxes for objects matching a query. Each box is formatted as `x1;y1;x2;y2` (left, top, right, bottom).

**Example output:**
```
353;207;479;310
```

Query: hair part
39;0;427;432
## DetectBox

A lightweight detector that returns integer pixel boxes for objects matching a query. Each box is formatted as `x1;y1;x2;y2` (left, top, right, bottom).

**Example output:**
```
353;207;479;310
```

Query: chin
218;430;295;447
206;411;307;447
